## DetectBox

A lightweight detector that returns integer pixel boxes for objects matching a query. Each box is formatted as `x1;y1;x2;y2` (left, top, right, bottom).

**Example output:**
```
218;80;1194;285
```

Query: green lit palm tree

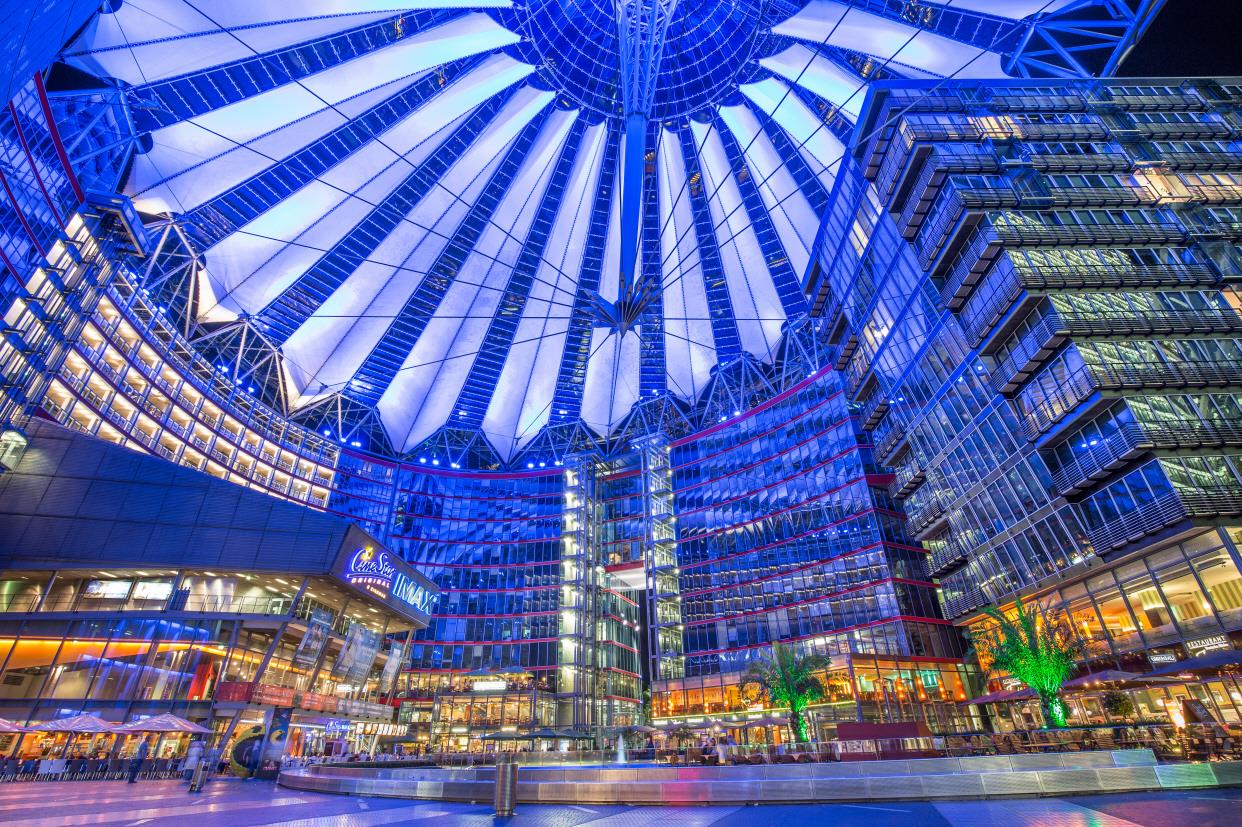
976;598;1080;728
740;642;828;742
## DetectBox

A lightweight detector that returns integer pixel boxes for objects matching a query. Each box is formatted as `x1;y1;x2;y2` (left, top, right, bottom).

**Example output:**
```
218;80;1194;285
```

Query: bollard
493;755;519;816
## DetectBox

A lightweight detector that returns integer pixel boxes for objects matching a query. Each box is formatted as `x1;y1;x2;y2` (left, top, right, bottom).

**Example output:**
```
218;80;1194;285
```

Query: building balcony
1184;183;1242;205
1019;361;1242;440
1043;185;1157;208
1012;262;1224;291
1048;424;1152;497
873;415;909;465
858;392;889;431
1050;418;1242;497
989;313;1068;395
992;306;1242;394
1088;487;1242;553
915;186;1020;269
889;147;1000;216
926;534;970;578
889;461;926;499
1089;90;1209;110
1161;151;1242;171
1133;120;1239;140
907;492;952;536
1026;152;1134;173
990;219;1187;248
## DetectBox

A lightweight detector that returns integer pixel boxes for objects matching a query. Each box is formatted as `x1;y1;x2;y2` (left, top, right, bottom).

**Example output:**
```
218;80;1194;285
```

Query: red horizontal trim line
604;561;642;573
603;695;641;703
437;584;559;593
671;364;839;449
604;589;638;606
683;577;936;627
397;490;560;503
603;667;641;679
676;475;869;541
672;393;841;470
674;447;860;516
685;615;955;657
0;168;47;258
409;465;562;480
35;73;84;203
421;637;558;646
397;511;555;525
324;488;389;507
600;640;638;653
8;102;66;229
674;416;852;494
682;540;889;596
421;559;557;570
402;665;557;673
433;610;558;619
391;535;556;546
679;510;912;572
602;469;641;481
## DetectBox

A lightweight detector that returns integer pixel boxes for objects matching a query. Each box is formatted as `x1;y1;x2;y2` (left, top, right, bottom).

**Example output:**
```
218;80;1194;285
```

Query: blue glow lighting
58;0;1161;465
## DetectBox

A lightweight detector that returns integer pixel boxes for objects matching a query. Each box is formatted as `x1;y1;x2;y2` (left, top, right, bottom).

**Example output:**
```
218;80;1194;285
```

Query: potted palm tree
740;642;828;742
976;598;1081;729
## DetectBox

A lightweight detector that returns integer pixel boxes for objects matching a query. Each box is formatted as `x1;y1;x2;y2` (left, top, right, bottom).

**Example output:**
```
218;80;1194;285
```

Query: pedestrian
181;737;204;782
127;737;151;783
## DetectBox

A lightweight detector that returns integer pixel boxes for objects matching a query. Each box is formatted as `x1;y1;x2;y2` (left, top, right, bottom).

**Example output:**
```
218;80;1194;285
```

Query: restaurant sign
1186;634;1231;658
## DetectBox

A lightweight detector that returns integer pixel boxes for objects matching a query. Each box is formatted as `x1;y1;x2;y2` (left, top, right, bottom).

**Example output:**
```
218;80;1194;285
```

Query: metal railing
1087;487;1242;552
1049;424;1150;496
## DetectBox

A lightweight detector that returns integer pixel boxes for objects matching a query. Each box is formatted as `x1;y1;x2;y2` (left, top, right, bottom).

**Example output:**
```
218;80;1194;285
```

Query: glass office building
0;2;1178;747
808;76;1242;724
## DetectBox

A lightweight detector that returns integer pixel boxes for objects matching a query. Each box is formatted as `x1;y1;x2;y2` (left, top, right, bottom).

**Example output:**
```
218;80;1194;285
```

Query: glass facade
810;77;1242;721
651;366;973;733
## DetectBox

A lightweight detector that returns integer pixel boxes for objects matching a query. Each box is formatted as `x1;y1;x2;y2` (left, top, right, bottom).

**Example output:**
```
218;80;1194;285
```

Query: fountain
615;734;627;764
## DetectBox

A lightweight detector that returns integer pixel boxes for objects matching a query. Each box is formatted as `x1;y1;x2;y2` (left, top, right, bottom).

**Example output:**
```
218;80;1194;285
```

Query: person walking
181;738;204;782
127;737;151;783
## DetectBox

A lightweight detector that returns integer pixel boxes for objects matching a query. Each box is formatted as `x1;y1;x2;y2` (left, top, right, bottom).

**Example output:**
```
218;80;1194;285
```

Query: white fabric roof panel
55;0;1146;460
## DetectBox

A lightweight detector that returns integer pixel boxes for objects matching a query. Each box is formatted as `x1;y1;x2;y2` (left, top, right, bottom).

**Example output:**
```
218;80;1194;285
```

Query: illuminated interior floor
1;779;1240;826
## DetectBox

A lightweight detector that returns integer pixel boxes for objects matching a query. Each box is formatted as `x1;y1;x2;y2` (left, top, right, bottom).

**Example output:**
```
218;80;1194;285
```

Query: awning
28;713;117;733
0;718;28;733
112;713;211;734
1062;670;1139;690
1142;648;1242;678
960;688;1035;705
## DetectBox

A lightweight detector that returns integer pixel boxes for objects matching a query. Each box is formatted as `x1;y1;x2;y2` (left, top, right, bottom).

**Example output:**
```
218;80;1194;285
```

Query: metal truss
1005;0;1165;78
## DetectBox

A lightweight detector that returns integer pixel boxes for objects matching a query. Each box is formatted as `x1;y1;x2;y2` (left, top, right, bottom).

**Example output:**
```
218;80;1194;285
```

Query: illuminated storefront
0;419;435;761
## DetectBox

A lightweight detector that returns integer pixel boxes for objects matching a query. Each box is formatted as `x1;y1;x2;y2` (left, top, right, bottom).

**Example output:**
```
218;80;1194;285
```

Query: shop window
1191;547;1242;628
1156;563;1221;637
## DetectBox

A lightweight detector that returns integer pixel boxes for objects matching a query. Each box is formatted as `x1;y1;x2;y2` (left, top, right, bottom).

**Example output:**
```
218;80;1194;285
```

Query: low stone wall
279;749;1242;804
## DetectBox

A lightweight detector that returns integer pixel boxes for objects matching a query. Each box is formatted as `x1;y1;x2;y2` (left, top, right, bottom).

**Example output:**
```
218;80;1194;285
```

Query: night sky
1119;0;1242;77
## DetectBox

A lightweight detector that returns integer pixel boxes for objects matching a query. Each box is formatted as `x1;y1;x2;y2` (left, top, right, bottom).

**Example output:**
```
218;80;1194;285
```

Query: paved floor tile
1;779;1240;826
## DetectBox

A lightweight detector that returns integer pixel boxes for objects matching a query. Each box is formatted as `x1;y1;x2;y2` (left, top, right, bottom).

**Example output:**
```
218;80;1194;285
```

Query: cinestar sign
344;546;397;600
391;571;436;615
